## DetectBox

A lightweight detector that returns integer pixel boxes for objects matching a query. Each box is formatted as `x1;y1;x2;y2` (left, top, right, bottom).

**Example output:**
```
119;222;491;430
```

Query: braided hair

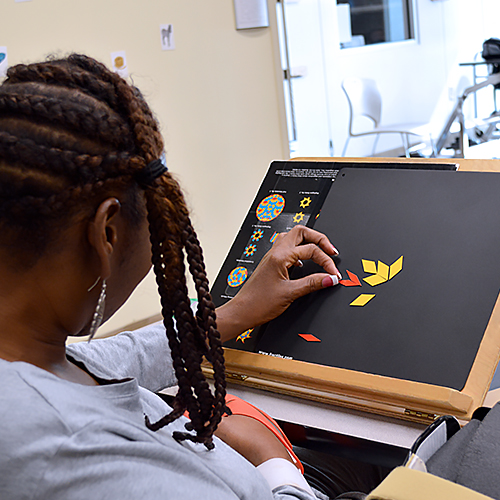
0;54;227;449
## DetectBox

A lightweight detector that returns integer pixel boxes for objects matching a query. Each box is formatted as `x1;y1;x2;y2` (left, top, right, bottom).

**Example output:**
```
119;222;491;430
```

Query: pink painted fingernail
322;275;339;288
337;271;343;280
331;245;339;255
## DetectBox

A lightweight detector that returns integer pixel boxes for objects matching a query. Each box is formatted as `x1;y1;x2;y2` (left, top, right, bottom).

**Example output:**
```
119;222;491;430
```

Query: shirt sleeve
258;458;317;499
66;321;177;392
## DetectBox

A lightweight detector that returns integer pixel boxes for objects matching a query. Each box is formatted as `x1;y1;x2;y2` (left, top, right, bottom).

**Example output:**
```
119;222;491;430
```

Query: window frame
338;0;418;50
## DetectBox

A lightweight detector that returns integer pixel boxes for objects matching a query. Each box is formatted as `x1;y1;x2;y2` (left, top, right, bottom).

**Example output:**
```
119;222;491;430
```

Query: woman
0;54;342;499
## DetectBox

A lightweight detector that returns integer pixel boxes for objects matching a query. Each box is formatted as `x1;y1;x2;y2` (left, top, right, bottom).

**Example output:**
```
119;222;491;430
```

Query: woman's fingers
283;225;339;257
287;272;340;302
272;226;340;277
292;243;341;278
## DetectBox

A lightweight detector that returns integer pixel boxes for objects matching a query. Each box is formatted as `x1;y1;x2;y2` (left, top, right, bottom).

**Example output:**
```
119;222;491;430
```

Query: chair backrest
367;467;493;500
342;77;382;134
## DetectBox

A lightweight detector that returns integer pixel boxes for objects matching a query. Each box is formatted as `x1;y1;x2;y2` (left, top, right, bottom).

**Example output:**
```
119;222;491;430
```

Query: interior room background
2;0;498;335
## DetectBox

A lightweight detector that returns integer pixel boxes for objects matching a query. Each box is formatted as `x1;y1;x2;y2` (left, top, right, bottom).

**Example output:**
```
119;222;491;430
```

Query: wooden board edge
460;292;500;414
218;348;473;419
290;157;500;173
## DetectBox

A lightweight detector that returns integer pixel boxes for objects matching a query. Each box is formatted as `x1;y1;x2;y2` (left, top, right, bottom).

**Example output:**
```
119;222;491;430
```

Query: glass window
337;0;414;49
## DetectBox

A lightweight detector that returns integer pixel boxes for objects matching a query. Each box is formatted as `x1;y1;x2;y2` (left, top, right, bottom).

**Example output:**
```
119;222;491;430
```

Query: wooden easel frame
205;158;500;424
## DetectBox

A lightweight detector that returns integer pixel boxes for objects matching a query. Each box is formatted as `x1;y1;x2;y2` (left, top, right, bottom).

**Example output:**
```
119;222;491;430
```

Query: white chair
341;77;434;157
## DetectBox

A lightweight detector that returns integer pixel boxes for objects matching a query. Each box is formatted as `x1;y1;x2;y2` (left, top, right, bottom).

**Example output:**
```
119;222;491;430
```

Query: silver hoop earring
87;276;101;292
88;279;107;342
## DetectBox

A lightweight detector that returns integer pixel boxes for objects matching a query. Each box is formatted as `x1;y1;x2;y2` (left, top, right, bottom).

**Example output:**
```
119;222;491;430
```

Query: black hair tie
135;159;168;187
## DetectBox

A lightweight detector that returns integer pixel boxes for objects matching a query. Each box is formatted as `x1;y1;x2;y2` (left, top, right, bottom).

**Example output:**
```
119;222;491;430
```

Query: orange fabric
183;394;304;474
224;394;304;474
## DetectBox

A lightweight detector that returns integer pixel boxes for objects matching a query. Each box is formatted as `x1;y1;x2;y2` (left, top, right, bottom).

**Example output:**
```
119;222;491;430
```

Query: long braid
141;175;227;448
0;54;227;448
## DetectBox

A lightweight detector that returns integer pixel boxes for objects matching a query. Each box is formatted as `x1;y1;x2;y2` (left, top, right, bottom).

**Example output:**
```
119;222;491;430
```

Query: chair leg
372;134;380;156
429;136;437;158
401;133;410;158
342;136;350;157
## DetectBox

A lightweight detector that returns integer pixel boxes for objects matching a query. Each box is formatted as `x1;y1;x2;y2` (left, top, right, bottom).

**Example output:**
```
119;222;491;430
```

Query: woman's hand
215;414;293;467
216;225;340;342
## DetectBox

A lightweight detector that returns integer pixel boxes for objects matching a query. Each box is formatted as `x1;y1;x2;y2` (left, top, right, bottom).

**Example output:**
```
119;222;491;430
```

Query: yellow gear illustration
300;197;312;209
293;212;305;224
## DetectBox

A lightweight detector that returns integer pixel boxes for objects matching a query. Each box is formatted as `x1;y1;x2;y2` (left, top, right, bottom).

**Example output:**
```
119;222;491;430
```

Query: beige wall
1;0;287;334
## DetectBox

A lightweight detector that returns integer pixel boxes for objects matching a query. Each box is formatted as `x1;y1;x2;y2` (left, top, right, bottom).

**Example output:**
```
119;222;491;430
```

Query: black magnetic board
227;168;500;391
211;160;456;306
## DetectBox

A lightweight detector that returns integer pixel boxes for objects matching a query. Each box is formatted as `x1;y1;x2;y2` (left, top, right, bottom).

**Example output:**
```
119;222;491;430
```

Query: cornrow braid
65;54;164;159
5;59;123;113
0;130;139;186
0;53;226;448
0;87;135;150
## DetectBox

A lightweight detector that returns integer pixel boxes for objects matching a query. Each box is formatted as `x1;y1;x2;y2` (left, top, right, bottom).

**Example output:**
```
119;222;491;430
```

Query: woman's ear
87;198;122;280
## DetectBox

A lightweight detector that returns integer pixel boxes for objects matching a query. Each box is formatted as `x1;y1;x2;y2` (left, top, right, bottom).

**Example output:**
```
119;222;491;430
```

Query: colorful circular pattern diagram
244;244;257;257
227;266;248;287
256;194;285;222
251;229;264;242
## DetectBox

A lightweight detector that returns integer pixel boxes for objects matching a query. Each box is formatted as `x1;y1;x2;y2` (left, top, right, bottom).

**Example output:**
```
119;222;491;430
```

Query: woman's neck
0;256;98;386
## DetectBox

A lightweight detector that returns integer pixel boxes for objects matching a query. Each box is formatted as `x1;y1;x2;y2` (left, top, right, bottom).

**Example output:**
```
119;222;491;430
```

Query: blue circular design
227;266;248;287
256;194;285;222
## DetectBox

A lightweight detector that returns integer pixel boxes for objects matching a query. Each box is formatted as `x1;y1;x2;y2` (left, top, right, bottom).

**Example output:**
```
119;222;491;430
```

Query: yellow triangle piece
389;256;403;280
350;294;375;306
362;259;377;274
377;261;389;280
363;274;387;286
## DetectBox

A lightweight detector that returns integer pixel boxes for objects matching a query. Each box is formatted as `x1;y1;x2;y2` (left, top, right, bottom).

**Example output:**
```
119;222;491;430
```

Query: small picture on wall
0;48;8;79
110;51;128;78
160;24;175;51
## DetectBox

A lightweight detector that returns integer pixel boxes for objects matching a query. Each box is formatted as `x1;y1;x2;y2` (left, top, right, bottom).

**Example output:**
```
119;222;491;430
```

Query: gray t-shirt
0;322;315;500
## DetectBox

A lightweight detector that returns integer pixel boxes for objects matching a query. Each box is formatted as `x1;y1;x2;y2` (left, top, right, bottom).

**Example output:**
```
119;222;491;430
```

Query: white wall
1;0;288;334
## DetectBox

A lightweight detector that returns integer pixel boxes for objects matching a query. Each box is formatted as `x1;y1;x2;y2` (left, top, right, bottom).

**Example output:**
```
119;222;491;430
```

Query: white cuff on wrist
257;457;314;496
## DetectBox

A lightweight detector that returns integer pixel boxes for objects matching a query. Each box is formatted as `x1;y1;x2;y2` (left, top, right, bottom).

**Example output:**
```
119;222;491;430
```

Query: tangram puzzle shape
362;256;403;286
298;333;321;342
350;294;375;306
340;270;361;287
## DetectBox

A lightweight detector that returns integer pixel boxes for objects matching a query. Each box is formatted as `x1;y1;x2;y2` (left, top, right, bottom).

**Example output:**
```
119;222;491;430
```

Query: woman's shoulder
0;359;70;427
0;360;75;499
